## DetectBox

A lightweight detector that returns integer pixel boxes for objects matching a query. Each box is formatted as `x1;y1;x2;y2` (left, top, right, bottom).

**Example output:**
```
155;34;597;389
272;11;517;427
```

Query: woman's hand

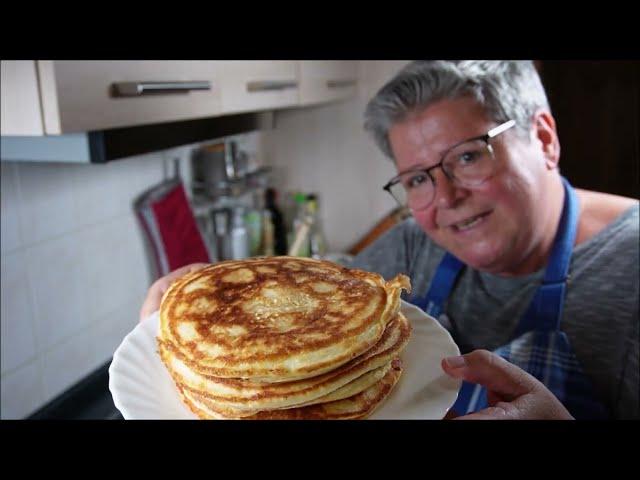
139;263;209;322
441;349;573;420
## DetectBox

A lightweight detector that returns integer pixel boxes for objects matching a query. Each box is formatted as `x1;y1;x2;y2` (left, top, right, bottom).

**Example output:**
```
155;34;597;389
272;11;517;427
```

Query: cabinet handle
246;80;298;92
111;81;211;97
327;79;357;89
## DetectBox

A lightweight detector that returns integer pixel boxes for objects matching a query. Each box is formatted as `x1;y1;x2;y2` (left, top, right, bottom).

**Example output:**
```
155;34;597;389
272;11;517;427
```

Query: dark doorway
538;61;640;199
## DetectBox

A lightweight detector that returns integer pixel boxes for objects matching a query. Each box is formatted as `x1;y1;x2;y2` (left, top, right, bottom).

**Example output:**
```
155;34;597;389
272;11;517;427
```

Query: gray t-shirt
350;204;639;419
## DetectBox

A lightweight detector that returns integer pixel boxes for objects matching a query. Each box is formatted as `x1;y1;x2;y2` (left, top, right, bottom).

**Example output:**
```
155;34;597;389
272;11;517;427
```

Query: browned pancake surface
159;256;409;381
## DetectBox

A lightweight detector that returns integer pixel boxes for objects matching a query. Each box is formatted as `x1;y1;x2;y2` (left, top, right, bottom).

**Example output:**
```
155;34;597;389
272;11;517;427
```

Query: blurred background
1;60;638;419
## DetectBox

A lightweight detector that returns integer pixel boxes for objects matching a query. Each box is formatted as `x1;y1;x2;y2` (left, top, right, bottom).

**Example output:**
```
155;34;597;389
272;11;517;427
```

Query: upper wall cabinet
298;61;358;106
1;61;45;135
35;61;224;134
216;61;300;115
1;61;359;137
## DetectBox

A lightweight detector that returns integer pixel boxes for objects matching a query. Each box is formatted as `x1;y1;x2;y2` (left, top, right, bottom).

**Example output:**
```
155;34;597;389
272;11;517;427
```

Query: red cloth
150;183;210;271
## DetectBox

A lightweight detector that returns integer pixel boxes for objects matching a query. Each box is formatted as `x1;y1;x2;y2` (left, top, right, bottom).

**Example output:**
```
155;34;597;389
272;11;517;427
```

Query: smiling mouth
449;212;491;232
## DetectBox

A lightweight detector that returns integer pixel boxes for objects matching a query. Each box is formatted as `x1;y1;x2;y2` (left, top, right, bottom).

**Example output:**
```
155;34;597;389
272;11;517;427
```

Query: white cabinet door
1;61;44;135
2;61;359;139
298;61;358;106
38;61;223;134
216;61;299;115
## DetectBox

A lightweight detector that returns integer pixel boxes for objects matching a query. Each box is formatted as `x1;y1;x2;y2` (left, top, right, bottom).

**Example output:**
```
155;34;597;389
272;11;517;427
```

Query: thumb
441;349;540;401
139;262;209;322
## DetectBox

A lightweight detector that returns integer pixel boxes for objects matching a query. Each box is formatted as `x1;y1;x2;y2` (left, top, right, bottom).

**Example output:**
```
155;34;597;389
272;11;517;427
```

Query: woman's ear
532;110;561;169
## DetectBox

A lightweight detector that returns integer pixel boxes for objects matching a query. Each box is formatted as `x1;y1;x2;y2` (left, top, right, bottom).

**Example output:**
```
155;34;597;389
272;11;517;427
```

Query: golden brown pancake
159;311;411;414
175;362;394;418
157;256;412;419
158;256;409;382
180;358;403;420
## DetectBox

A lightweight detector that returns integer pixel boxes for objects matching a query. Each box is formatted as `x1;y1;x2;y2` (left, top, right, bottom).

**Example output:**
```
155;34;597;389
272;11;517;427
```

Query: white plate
109;300;461;420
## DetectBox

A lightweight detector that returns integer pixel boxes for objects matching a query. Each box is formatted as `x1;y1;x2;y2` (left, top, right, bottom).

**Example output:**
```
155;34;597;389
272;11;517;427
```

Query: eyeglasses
383;120;516;210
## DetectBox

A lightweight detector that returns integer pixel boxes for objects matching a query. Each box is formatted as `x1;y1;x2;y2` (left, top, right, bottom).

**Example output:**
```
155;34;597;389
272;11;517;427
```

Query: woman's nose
432;168;463;208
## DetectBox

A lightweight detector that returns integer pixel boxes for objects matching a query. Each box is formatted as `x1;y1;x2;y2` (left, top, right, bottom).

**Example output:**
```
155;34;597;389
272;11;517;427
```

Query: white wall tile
71;162;125;228
120;213;153;300
1;251;37;374
112;152;169;219
90;296;141;368
1;162;23;254
25;234;89;351
78;216;141;324
0;360;44;419
115;153;165;210
16;162;79;245
71;154;155;231
41;328;97;401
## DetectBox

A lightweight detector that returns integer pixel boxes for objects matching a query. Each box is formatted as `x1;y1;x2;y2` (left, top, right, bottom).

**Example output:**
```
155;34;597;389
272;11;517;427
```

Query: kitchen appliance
191;139;249;198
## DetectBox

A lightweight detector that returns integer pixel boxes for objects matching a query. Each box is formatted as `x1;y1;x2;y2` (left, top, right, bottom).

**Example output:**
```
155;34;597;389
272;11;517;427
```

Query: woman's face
388;97;557;275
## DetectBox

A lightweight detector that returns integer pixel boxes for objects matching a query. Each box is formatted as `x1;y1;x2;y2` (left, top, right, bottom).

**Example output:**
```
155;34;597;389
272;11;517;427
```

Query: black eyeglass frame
382;119;516;207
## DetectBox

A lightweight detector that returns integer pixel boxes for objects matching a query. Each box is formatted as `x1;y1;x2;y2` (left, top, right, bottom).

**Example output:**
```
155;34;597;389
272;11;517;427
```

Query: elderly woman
352;60;638;419
140;61;639;420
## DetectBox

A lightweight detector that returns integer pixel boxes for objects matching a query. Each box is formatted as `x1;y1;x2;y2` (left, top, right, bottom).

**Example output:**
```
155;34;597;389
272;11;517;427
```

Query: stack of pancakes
157;256;411;419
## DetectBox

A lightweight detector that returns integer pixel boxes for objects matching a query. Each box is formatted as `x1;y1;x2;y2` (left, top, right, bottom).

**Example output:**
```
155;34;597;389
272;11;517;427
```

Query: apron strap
514;177;580;336
412;252;464;317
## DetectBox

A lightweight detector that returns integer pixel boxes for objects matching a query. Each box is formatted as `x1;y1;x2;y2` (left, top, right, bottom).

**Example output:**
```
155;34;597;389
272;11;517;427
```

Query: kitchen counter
28;360;123;420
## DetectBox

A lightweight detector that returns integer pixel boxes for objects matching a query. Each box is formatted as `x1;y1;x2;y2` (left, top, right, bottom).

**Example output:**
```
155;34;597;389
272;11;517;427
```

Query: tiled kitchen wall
1;152;162;418
0;133;262;419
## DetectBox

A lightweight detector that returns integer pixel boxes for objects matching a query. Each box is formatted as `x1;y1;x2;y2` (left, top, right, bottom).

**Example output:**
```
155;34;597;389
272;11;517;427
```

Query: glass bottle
307;194;327;259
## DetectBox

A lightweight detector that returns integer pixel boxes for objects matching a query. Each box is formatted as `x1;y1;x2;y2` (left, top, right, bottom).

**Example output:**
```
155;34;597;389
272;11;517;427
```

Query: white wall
263;61;409;253
0;156;153;418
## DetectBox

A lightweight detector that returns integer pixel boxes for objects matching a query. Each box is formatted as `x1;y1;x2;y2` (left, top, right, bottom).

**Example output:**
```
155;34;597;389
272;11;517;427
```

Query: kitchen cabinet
2;60;359;135
298;61;358;106
216;60;358;112
36;61;224;133
1;61;44;135
1;60;360;163
216;61;300;115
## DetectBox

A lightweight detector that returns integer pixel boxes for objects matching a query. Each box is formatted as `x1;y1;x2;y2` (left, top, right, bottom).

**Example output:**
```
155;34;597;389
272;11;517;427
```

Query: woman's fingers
442;350;574;420
441;349;538;401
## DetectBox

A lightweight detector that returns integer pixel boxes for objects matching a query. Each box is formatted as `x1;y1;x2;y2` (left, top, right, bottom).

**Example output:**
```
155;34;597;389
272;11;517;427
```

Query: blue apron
411;177;609;419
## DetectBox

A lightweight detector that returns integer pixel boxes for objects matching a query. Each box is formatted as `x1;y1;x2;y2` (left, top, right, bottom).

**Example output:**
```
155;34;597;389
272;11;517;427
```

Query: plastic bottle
228;207;250;260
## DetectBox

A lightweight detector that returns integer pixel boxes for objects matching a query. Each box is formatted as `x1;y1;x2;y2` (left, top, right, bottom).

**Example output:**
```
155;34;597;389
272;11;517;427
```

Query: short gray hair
364;61;551;160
